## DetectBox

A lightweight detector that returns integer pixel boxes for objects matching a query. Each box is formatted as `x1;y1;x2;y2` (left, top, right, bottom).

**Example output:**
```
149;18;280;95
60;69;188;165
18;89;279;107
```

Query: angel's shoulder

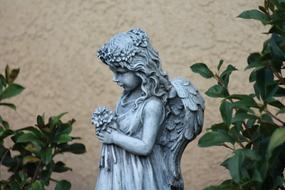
143;97;163;113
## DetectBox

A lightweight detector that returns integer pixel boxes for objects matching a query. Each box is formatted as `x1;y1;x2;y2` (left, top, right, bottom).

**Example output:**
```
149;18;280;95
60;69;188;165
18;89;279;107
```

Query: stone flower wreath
92;107;117;171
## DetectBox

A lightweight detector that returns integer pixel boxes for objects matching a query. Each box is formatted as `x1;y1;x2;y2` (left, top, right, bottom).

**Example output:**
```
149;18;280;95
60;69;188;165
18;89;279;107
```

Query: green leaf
229;126;248;143
220;101;232;126
0;84;24;100
37;115;45;128
269;34;285;61
210;123;228;132
53;161;72;173
260;113;273;123
18;171;28;183
217;60;224;71
0;74;7;93
55;134;72;144
28;180;44;190
246;53;262;70
222;149;260;183
7;68;20;84
0;103;16;110
59;143;86;154
267;98;284;109
40;147;52;164
50;112;68;126
55;180;71;190
0;116;10;129
227;94;258;108
41;168;53;186
17;126;44;138
258;6;267;14
203;180;241;190
16;132;39;143
23;155;40;165
5;65;10;81
277;107;285;115
249;70;256;82
56;123;72;136
220;65;237;88
238;9;270;24
255;68;274;100
190;63;214;78
0;128;13;140
198;131;234;147
24;143;41;153
267;128;285;159
205;85;228;98
7;181;21;190
275;87;285;97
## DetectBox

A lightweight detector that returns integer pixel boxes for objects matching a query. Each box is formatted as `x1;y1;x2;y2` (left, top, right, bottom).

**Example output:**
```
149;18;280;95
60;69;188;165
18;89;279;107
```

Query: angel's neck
121;87;143;106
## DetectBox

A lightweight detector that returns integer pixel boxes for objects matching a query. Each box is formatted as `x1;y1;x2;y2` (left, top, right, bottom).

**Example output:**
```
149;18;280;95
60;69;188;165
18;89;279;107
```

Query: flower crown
97;28;148;67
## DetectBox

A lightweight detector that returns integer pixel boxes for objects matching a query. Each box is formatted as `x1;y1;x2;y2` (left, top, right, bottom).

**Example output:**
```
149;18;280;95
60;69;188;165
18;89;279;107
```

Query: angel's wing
158;77;205;190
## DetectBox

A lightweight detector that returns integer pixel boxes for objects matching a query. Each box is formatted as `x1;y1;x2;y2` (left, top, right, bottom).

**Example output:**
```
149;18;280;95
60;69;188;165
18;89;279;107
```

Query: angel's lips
116;82;125;88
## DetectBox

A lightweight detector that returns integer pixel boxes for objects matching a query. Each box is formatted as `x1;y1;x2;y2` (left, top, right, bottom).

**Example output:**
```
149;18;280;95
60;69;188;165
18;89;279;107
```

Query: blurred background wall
0;0;267;189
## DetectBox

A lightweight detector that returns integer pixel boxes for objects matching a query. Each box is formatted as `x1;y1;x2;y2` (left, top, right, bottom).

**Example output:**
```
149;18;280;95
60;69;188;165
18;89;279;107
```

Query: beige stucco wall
0;0;267;189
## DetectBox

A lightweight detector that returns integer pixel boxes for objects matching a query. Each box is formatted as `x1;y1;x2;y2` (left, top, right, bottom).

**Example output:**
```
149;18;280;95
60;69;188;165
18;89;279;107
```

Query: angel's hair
97;28;171;109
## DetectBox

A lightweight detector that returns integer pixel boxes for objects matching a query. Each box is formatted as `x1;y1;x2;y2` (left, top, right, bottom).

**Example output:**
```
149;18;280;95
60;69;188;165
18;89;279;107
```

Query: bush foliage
191;0;285;189
0;66;86;190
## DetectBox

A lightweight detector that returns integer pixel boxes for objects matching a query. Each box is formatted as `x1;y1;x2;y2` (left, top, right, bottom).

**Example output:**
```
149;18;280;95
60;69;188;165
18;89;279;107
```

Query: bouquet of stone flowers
92;106;117;171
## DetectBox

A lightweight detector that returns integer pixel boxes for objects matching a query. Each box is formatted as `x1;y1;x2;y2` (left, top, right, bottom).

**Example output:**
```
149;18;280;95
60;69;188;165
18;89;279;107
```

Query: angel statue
92;28;205;190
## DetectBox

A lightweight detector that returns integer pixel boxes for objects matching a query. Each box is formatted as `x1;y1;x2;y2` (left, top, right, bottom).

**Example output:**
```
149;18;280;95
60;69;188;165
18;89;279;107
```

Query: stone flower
91;106;116;133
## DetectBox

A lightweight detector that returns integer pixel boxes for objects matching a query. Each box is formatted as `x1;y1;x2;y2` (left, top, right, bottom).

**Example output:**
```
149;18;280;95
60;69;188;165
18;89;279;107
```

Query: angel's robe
95;97;170;190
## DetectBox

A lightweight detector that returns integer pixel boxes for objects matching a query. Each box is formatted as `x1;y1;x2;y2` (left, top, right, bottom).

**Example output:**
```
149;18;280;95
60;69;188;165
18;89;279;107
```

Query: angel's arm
99;98;164;156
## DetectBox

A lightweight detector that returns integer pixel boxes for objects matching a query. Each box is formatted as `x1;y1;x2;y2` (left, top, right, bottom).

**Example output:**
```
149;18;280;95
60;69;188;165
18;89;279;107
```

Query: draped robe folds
95;98;170;190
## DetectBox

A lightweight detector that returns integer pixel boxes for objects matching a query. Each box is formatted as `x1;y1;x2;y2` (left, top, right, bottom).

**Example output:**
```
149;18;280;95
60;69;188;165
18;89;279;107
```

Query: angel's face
110;67;141;92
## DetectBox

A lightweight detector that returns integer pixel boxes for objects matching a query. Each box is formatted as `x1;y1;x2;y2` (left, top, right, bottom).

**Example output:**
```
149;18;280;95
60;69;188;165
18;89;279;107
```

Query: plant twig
50;178;59;183
31;161;42;182
223;143;235;151
237;142;246;148
266;110;285;127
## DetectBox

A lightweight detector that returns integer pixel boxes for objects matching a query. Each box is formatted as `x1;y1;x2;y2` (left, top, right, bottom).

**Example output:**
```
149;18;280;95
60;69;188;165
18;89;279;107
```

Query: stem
223;143;235;151
238;142;246;148
31;161;42;182
266;110;285;127
214;74;227;89
50;178;59;183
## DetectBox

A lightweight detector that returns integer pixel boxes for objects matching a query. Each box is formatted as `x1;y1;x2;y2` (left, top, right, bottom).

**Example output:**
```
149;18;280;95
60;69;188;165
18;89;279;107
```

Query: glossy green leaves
0;66;86;190
238;10;270;24
191;1;285;189
0;65;24;110
190;63;214;78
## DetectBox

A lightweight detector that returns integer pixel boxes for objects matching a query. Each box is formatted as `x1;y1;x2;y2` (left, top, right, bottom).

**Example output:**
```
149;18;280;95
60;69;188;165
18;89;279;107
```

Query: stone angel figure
93;28;205;190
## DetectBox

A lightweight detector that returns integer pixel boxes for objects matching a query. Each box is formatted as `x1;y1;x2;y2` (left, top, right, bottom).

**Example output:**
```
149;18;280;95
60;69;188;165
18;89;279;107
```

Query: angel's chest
116;106;143;136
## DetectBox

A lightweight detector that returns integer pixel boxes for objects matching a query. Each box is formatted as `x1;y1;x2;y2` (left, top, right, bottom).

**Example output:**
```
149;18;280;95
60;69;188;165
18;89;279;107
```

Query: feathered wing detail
158;77;205;190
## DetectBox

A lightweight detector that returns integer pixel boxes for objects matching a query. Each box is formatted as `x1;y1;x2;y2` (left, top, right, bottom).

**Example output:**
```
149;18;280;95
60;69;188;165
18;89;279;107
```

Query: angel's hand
97;128;120;144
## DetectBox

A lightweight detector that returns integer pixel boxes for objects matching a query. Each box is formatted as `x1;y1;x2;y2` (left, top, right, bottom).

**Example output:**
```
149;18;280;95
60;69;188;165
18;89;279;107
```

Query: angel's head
97;28;171;107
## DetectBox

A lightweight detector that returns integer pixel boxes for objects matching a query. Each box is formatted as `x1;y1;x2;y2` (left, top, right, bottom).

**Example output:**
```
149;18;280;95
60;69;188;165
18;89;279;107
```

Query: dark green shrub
191;0;285;189
0;66;86;190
